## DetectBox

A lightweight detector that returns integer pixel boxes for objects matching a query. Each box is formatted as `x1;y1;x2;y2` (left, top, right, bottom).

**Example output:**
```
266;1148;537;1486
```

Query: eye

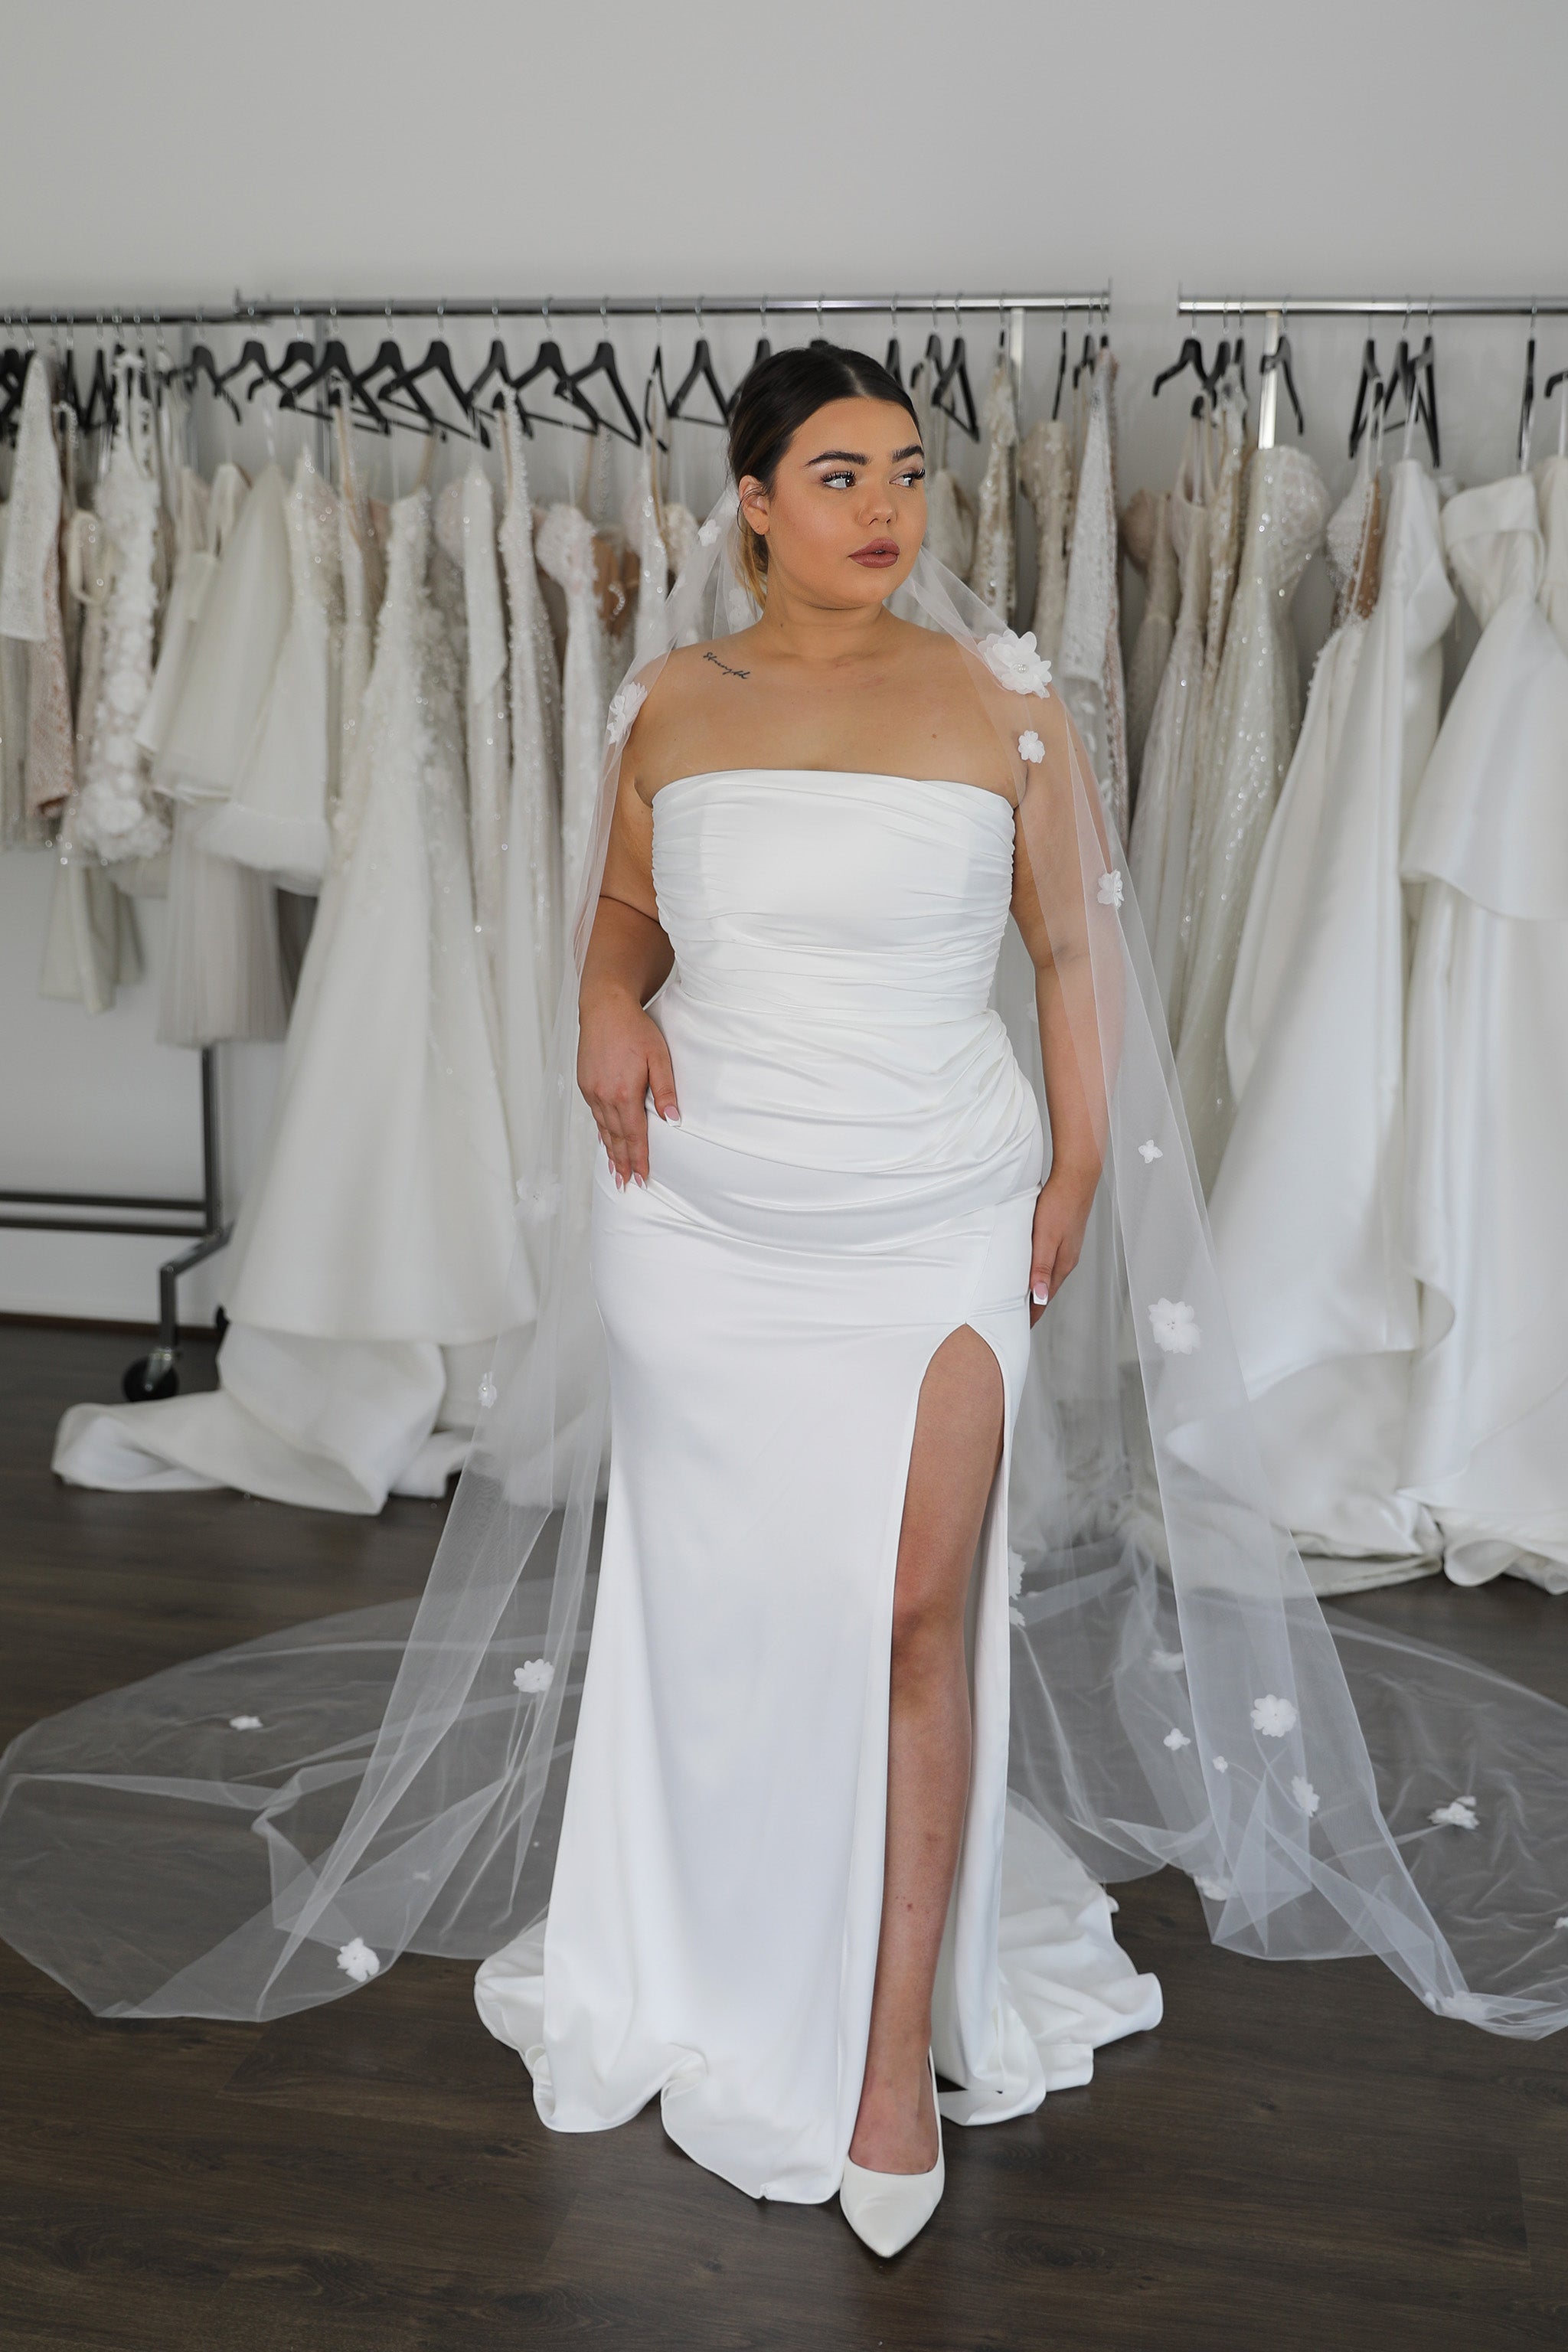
896;466;927;488
820;468;856;489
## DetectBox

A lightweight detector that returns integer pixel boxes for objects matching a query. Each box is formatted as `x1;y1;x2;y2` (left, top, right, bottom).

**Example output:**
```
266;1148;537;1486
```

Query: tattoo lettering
704;649;751;680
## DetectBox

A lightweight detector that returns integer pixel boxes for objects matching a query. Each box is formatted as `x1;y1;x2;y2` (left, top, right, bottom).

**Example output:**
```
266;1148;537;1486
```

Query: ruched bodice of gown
647;769;1043;1210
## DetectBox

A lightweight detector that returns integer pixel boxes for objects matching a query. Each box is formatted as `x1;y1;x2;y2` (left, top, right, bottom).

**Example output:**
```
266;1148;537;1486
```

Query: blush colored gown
475;768;1162;2203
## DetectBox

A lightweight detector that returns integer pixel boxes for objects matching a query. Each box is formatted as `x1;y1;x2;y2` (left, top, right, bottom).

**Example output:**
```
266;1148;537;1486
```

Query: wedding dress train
474;769;1161;2203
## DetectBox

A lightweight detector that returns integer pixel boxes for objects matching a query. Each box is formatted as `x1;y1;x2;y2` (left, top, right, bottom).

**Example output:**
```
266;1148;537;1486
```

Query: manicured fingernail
662;1107;680;1125
632;1173;645;1188
615;1171;625;1191
1031;1282;1050;1304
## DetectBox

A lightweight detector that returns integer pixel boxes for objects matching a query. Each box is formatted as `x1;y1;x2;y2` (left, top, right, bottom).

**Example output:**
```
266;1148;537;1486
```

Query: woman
472;347;1150;2252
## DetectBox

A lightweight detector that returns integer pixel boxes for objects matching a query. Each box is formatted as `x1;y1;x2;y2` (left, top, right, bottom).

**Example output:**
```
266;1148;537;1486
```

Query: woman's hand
578;981;681;1190
1027;1166;1099;1328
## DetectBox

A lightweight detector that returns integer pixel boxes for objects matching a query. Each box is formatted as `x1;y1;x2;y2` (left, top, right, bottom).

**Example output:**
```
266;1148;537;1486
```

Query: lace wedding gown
75;355;168;871
535;504;608;925
1174;443;1330;1190
1399;468;1568;1593
1017;413;1073;665
474;769;1161;2201
0;351;74;835
1210;452;1454;1583
1057;347;1129;842
54;489;518;1514
1120;478;1178;793
968;353;1018;623
1128;414;1210;1015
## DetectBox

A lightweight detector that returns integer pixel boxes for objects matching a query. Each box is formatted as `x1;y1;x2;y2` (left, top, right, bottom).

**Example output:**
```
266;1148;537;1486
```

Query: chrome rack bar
0;288;1112;330
1178;292;1568;318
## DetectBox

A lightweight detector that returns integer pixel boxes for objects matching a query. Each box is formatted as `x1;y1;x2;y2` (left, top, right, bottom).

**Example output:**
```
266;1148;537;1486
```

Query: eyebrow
805;444;926;466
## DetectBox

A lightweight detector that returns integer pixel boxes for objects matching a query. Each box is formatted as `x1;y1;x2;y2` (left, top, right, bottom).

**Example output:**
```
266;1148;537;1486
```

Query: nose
861;481;896;527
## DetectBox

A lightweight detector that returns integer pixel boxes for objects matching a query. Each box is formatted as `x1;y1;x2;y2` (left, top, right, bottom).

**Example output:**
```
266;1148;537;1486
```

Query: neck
753;569;897;666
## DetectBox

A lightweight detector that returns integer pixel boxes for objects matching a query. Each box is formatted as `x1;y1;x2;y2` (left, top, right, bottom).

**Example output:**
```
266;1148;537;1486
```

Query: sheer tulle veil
2;467;1565;2042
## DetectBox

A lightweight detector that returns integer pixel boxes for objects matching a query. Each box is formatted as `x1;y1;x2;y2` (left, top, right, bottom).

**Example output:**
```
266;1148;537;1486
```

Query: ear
737;475;770;540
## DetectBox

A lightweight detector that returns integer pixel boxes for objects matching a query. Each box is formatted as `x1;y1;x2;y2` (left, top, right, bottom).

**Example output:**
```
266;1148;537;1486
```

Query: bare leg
847;1324;1004;2173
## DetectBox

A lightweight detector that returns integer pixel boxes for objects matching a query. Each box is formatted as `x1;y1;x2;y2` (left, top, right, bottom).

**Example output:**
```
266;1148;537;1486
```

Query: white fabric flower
1429;1796;1479;1831
978;628;1053;697
477;1374;498;1411
606;677;648;750
336;1937;380;1984
1163;1727;1191;1751
1008;1603;1026;1629
517;1171;563;1222
1250;1694;1298;1739
1097;869;1125;908
698;514;722;547
1557;1916;1568;1931
1152;1648;1185;1672
1018;729;1045;764
1211;1755;1230;1774
1291;1774;1321;1818
228;1714;263;1731
1195;1873;1232;1901
1138;1140;1163;1164
1007;1546;1026;1599
514;1659;554;1695
1148;1298;1200;1354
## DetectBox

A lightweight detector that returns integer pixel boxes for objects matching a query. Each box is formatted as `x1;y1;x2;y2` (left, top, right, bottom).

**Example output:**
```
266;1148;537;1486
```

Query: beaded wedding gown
474;767;1162;2200
1399;467;1568;1593
1128;415;1210;1015
1174;443;1330;1191
1210;452;1453;1583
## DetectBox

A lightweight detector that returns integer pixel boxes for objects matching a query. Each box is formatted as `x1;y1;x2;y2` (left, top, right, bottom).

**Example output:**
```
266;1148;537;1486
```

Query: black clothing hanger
1348;338;1383;457
371;327;481;441
184;338;242;425
356;333;438;433
217;335;283;397
279;340;390;434
933;332;979;440
569;338;642;444
1152;335;1216;407
1050;323;1068;420
668;332;731;427
1259;330;1305;436
1517;316;1537;471
510;313;600;435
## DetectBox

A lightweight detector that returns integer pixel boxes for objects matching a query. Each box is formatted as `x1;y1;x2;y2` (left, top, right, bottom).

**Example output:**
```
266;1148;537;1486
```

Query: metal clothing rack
1178;292;1568;449
1;283;1109;1386
0;1048;231;1400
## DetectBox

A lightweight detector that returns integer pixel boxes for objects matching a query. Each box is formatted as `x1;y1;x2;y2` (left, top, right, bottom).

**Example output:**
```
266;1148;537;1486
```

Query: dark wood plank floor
2;1323;1566;2350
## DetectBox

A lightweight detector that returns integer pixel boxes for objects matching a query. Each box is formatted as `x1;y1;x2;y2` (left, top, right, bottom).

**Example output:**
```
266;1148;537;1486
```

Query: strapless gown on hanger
474;769;1161;2205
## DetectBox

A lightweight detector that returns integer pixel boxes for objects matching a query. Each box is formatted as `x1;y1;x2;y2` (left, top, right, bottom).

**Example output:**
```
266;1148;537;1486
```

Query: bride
2;347;1564;2275
473;347;1138;2252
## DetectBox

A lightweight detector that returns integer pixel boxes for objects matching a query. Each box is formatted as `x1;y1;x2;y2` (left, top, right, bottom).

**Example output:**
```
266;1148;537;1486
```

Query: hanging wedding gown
968;353;1018;623
204;448;342;891
155;461;292;804
1174;443;1330;1191
1128;413;1210;1015
435;461;510;1060
1120;478;1178;795
497;407;564;1189
535;503;608;924
74;356;168;871
1209;450;1454;1583
1057;346;1129;842
0;351;74;835
474;769;1162;2199
1399;467;1568;1593
1017;412;1073;665
53;488;519;1514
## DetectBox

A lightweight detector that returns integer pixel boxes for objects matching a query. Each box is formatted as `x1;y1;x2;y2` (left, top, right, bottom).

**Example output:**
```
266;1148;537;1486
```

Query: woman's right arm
577;727;681;1190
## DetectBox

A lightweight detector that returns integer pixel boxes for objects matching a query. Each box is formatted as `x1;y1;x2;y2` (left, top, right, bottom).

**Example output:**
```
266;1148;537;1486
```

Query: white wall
4;0;1567;1319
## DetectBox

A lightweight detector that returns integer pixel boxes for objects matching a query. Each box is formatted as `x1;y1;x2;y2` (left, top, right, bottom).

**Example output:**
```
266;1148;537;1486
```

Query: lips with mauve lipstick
849;539;900;568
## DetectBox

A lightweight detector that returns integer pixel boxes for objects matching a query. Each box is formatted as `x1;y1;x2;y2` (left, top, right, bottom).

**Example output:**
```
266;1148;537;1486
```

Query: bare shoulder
622;634;764;797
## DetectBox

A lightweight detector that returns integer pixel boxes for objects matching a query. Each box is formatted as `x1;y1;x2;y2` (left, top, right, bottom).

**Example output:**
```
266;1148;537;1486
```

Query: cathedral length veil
2;477;1566;2043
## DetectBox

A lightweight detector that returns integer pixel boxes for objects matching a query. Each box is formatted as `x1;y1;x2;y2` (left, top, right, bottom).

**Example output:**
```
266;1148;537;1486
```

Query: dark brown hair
727;345;921;603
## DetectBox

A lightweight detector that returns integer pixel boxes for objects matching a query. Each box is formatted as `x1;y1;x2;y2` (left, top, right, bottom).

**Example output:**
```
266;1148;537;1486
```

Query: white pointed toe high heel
838;2049;945;2257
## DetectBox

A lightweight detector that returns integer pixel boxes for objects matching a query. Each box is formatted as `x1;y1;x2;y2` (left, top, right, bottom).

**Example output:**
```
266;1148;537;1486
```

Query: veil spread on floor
1;478;1565;2040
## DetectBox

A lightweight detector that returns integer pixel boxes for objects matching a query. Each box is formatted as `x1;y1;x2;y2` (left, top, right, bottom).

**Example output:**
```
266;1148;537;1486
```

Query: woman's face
737;397;926;609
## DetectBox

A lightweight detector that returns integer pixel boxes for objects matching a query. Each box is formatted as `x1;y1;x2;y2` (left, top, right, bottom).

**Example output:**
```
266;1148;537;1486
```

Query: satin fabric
474;771;1161;2202
1210;461;1453;1580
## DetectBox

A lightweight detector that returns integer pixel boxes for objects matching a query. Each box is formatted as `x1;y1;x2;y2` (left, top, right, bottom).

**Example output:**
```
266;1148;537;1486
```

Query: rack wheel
122;1351;180;1403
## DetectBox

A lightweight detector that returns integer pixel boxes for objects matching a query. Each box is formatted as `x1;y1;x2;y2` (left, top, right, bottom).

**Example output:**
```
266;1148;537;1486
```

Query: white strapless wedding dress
474;769;1162;2205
